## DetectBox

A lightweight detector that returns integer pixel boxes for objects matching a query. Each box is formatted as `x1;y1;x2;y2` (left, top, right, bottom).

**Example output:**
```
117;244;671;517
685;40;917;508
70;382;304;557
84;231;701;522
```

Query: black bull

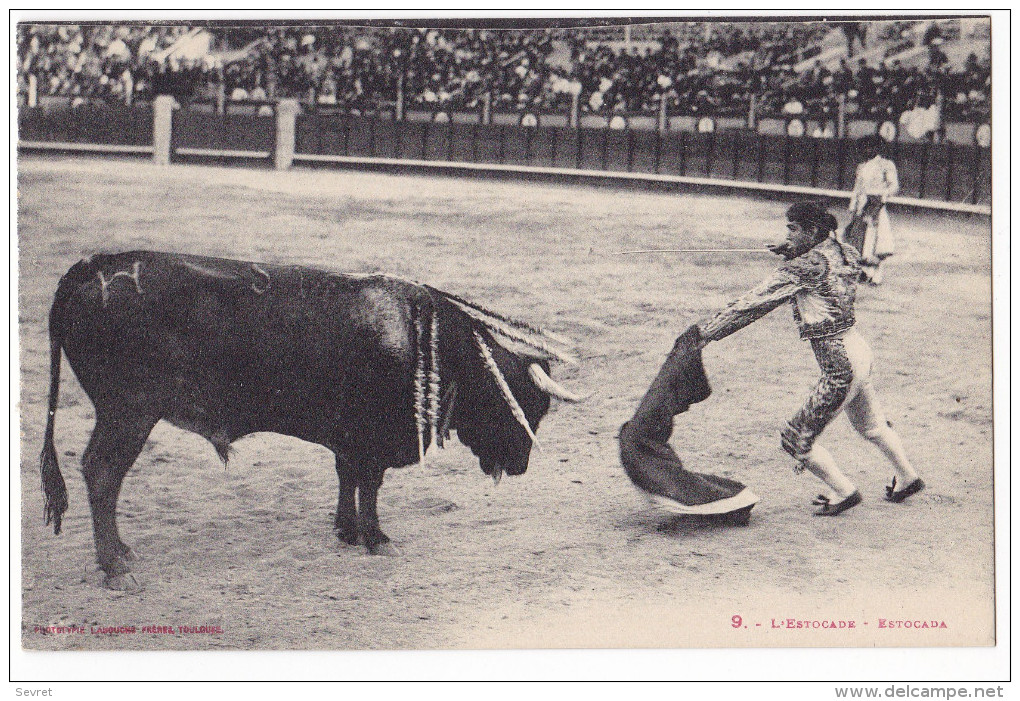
40;251;578;588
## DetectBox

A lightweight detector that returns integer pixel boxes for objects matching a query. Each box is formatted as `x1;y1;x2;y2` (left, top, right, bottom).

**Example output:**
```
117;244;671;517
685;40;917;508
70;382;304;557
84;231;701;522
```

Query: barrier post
971;145;982;204
653;130;662;173
216;65;225;115
944;142;954;201
152;95;175;166
123;70;134;107
918;142;929;199
756;134;765;183
396;75;405;121
679;131;687;176
836;138;847;190
810;137;820;187
837;94;847;139
732;131;740;178
782;135;791;184
706;130;716;176
274;99;300;170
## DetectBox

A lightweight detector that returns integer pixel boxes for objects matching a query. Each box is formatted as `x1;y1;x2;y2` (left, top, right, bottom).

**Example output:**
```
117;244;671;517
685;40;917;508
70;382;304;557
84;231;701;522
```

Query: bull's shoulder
331;275;425;358
326;272;420;293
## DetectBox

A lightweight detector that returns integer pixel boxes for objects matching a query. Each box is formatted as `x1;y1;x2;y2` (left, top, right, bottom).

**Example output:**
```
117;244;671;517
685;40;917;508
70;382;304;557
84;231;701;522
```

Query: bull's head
453;331;582;483
427;289;583;482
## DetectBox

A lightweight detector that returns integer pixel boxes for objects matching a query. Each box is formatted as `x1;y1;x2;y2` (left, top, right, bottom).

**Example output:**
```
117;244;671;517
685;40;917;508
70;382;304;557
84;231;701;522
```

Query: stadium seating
16;21;990;126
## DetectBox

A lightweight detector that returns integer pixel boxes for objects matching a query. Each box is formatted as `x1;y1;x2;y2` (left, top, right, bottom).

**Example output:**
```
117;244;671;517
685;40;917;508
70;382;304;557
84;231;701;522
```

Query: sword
613;248;771;255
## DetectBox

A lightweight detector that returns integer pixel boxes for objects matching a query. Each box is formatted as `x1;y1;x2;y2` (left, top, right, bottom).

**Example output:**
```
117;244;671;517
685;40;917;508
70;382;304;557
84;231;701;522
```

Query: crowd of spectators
756;52;990;122
16;24;190;103
558;23;832;117
16;21;991;125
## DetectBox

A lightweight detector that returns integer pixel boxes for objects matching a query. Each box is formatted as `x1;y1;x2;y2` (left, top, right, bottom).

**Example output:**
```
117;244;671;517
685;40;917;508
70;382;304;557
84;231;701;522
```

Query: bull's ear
528;364;586;403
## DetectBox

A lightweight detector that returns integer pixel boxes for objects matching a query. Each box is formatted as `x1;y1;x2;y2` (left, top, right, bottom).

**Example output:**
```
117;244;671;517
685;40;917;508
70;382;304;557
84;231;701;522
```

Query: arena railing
16;97;990;214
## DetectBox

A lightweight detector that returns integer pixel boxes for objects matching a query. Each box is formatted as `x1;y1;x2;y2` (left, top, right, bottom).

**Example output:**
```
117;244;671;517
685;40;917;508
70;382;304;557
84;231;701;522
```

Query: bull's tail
41;327;68;534
40;258;94;534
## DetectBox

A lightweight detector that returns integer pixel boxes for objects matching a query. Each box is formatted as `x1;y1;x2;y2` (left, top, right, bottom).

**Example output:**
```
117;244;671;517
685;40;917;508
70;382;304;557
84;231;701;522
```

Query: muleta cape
618;324;760;518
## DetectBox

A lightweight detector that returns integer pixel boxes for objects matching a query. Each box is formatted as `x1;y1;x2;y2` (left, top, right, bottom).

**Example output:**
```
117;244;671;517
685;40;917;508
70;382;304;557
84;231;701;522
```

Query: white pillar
274;99;300;170
152;95;175;166
123;70;133;107
216;65;226;115
396;74;405;121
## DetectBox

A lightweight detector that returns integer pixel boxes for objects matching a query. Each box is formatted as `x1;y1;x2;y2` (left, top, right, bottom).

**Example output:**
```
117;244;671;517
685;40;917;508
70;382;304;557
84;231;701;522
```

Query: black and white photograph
11;10;1006;684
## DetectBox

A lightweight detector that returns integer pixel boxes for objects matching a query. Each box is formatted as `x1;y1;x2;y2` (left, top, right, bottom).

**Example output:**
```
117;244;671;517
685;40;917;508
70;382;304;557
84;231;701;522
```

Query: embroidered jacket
700;237;861;342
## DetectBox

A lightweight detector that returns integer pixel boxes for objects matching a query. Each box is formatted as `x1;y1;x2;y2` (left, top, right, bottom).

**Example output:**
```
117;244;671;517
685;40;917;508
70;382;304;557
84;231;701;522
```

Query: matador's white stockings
805;377;920;500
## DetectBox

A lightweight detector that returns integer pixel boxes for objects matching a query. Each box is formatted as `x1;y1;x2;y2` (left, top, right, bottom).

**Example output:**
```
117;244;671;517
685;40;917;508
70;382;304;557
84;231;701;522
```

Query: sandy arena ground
17;154;994;651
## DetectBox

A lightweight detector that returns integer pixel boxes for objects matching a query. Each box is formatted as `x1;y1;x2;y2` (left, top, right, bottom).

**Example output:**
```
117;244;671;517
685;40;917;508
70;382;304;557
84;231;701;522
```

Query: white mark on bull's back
97;261;143;307
179;259;238;280
356;288;411;359
251;264;271;295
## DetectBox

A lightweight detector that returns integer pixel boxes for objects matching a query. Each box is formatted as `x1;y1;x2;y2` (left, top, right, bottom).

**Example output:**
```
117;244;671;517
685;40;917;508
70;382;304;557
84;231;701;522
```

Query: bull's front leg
358;466;398;556
332;453;358;546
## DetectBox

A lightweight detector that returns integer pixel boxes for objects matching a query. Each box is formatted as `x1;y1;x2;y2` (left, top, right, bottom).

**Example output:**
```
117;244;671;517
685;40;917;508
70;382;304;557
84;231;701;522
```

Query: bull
39;251;582;589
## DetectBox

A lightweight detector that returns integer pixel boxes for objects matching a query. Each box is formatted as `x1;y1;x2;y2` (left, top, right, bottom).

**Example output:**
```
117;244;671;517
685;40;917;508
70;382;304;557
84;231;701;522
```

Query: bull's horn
528;364;586;403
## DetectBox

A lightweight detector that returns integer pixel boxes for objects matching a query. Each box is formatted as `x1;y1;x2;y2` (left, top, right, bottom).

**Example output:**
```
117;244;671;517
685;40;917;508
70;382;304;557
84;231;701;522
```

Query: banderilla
612;248;772;255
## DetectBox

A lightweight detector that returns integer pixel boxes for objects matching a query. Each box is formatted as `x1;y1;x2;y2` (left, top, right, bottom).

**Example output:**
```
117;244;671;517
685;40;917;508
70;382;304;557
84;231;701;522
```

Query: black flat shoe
813;490;862;516
885;477;925;503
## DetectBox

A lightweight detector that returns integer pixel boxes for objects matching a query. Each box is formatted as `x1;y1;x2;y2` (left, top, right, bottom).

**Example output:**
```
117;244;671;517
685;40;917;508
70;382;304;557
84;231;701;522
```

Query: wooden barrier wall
17;104;992;207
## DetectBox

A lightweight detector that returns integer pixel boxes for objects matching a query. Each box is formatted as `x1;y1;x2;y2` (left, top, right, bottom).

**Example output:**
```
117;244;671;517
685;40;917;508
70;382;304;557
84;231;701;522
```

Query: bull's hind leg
332;453;359;546
81;409;158;589
357;466;398;555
